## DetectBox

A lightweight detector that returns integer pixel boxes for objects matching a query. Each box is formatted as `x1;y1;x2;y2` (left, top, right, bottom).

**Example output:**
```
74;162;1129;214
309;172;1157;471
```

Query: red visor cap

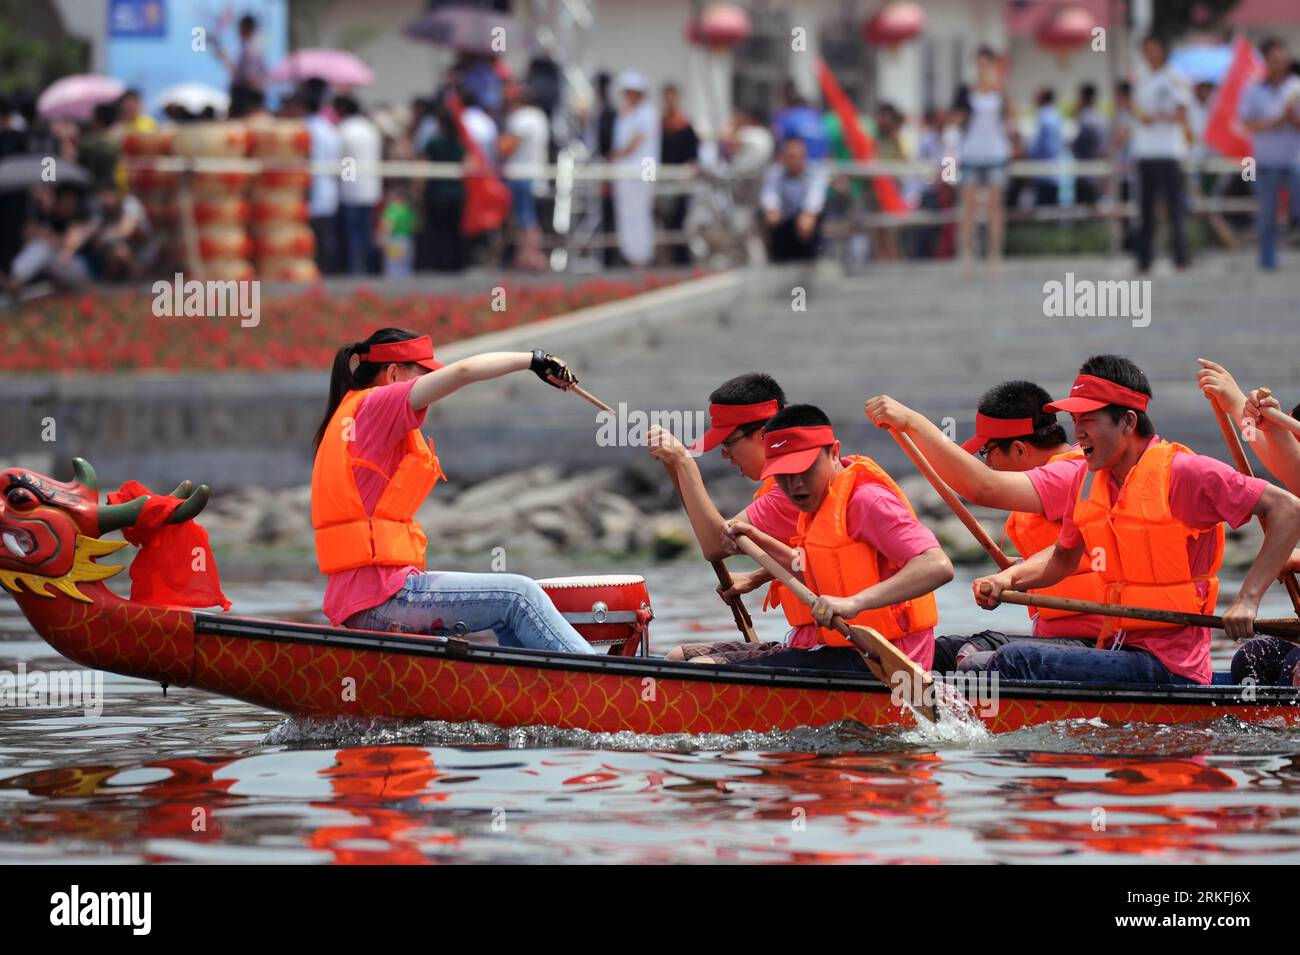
960;412;1038;454
362;334;444;371
691;399;780;452
1043;374;1150;414
759;425;836;478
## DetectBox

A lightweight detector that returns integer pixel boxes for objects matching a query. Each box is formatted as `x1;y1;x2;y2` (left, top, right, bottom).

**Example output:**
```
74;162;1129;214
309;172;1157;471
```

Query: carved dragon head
0;458;209;603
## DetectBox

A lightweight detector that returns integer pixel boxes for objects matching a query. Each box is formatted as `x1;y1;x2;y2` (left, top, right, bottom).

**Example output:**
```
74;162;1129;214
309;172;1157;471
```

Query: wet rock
898;475;944;517
453;466;557;512
526;508;572;546
650;514;694;561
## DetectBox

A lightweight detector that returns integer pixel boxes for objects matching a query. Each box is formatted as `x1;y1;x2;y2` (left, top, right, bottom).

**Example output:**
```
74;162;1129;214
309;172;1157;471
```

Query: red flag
1204;34;1264;159
815;58;909;214
107;481;230;611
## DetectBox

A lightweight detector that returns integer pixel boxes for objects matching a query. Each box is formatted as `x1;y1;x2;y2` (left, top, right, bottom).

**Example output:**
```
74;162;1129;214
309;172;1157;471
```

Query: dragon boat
3;459;1298;734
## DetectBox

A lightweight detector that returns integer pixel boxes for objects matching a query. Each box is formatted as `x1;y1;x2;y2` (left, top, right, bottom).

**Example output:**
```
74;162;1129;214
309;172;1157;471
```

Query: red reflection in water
2;746;1299;863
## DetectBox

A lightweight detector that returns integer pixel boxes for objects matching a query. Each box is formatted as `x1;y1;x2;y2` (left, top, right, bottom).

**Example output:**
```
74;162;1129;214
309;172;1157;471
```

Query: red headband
691;399;781;452
960;412;1038;454
360;335;444;371
1044;374;1150;414
760;425;836;478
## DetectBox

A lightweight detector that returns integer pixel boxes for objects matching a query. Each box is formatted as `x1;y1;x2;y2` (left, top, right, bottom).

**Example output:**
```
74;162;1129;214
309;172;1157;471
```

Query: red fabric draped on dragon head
106;481;230;611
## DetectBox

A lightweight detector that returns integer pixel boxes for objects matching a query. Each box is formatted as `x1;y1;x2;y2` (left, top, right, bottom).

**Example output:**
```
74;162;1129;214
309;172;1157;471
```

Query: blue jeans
508;179;537;228
344;571;594;654
1232;636;1300;685
989;642;1196;685
1255;165;1300;270
339;203;376;275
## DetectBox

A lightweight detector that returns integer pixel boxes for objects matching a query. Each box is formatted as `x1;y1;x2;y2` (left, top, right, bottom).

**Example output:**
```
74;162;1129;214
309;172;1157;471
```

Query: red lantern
1036;5;1097;59
864;2;925;49
686;4;752;50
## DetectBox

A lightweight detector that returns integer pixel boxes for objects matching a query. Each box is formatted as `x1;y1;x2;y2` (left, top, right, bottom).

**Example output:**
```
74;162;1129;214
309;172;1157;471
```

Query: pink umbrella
267;49;375;88
37;74;126;121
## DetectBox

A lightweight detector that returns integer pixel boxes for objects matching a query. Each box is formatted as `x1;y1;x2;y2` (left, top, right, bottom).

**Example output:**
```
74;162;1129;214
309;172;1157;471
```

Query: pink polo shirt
321;379;427;626
747;473;939;668
1027;437;1267;684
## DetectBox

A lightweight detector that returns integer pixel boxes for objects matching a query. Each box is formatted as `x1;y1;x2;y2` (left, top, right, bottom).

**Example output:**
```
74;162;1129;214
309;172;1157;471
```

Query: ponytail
312;327;423;450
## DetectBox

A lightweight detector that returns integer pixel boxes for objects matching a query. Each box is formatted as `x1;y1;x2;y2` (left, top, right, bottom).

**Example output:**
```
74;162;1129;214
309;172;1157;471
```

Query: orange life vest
1071;440;1223;641
311;388;445;575
784;455;940;646
1002;447;1107;621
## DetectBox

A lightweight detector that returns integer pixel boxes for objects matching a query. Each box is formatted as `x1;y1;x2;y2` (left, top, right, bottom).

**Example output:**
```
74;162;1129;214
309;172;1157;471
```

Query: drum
121;129;176;156
256;257;320;282
197;226;253;261
537;575;653;657
255;169;311;193
193;170;255;195
193;196;251;227
174;121;250;158
247;121;311;158
251;192;310;225
253;223;314;259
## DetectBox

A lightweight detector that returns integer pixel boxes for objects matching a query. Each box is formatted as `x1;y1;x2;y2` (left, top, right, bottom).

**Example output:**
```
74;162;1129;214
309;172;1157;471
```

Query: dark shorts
744;647;873;673
932;630;1095;674
674;640;789;664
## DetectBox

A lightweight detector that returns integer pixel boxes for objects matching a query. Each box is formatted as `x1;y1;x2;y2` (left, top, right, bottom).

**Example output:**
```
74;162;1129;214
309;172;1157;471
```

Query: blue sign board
109;0;167;38
106;0;288;115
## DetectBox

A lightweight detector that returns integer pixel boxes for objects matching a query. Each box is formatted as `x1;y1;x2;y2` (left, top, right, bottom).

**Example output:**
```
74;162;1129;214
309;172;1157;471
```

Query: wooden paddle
730;533;937;722
886;427;1015;571
989;587;1300;645
1253;387;1300;440
572;383;759;643
1206;391;1300;613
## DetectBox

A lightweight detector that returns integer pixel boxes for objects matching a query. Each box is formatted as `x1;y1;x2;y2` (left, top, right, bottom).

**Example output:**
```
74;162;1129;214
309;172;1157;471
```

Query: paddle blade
847;625;936;723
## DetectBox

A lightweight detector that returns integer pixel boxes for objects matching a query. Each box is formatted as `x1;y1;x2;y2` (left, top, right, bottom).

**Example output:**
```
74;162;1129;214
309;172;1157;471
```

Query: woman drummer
311;327;595;653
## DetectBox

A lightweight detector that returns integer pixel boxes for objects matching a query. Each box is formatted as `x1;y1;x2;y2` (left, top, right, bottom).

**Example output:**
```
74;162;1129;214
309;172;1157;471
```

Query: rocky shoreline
197;466;1268;574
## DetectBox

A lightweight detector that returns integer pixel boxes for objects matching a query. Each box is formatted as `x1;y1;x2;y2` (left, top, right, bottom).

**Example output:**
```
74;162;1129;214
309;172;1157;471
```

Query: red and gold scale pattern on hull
12;581;1300;735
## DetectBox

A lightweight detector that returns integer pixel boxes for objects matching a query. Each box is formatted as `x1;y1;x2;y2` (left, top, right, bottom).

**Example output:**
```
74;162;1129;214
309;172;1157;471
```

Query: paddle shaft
1207;394;1300;613
730;534;937;721
572;384;615;416
994;589;1300;645
888;428;1014;571
669;471;759;642
573;383;759;643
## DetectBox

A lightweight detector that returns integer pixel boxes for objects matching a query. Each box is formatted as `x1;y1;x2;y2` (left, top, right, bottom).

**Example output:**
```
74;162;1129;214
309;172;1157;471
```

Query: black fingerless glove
530;349;577;389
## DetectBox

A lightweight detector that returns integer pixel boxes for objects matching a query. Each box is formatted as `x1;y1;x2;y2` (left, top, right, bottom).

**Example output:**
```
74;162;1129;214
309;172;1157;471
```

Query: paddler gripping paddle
571;384;759;643
981;585;1300;647
1205;387;1300;614
886;427;1014;571
728;529;937;722
1253;388;1300;440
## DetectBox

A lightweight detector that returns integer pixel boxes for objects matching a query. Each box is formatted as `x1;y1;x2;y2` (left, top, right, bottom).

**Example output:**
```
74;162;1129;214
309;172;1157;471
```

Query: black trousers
766;214;822;262
424;197;466;273
309;215;339;275
664;195;691;265
1135;158;1189;271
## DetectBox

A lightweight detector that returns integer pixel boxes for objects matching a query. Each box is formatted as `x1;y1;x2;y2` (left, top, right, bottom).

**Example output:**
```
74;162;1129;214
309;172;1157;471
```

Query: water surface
2;564;1297;864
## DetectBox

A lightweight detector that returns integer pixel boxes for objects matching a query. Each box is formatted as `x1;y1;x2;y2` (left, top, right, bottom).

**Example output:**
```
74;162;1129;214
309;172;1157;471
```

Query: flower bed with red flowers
2;274;693;373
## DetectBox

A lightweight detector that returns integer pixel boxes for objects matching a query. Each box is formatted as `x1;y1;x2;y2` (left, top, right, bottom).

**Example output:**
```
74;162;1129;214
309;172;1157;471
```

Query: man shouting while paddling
870;381;1106;672
720;404;953;673
877;355;1300;685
